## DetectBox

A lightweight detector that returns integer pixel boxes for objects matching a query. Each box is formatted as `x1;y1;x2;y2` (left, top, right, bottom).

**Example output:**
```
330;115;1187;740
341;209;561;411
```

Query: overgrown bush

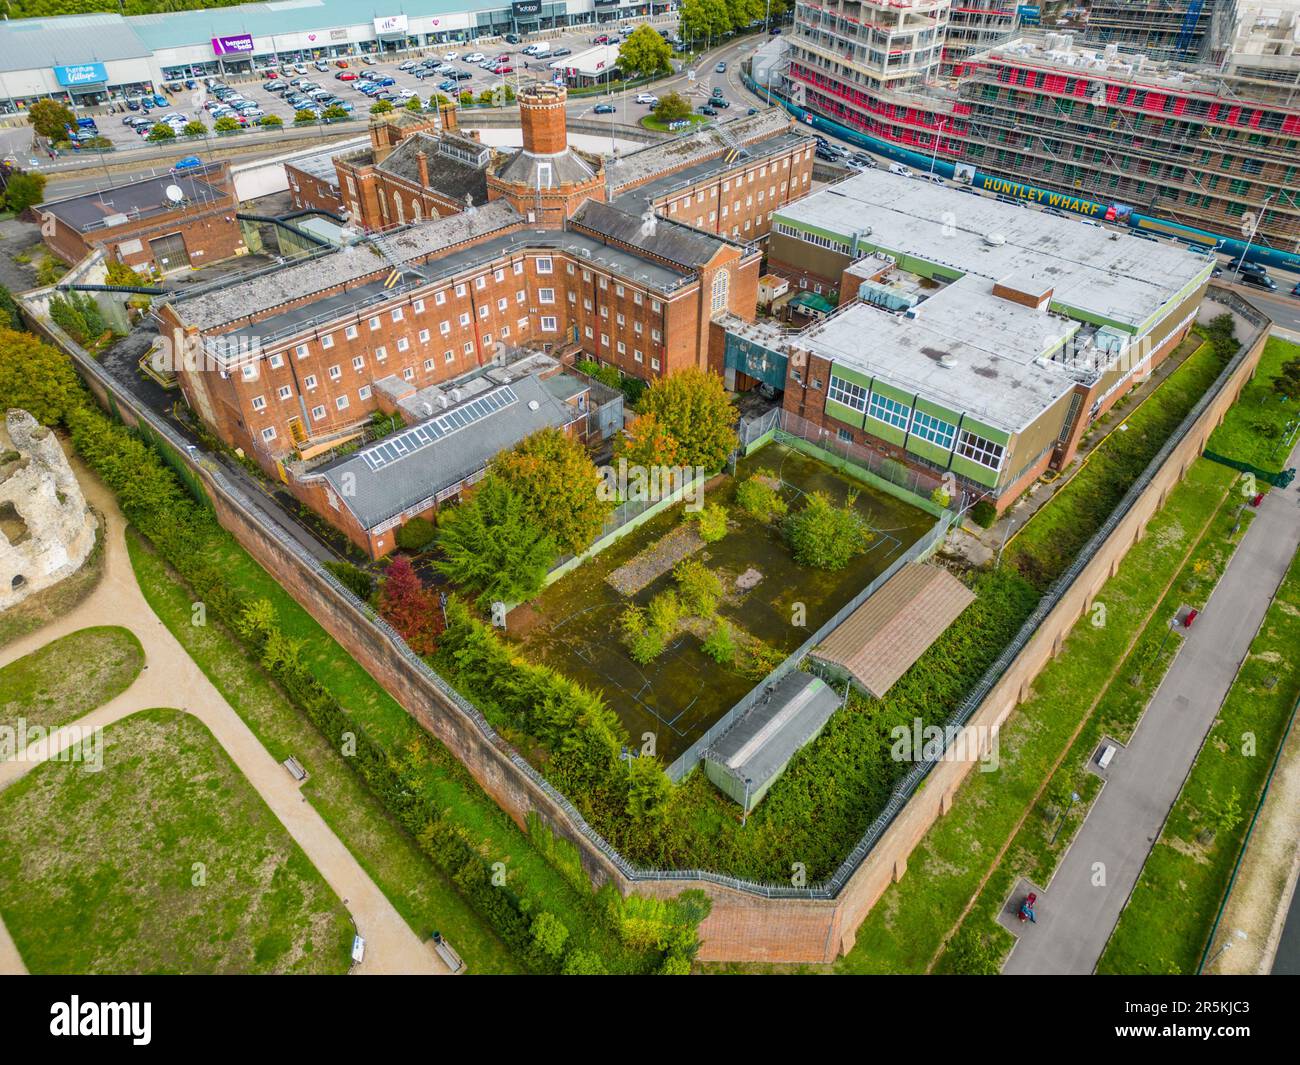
970;499;997;528
323;559;373;601
688;502;728;543
621;605;667;664
673;558;721;617
783;490;872;570
395;515;437;552
734;478;787;521
701;619;737;665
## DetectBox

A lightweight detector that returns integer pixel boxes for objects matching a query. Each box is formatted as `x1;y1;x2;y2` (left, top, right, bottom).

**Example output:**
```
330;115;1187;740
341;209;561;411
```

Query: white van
888;162;913;178
524;42;551;57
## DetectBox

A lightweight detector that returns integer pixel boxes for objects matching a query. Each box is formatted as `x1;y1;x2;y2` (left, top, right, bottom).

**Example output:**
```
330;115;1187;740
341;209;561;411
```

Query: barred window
911;410;957;450
828;374;868;412
867;392;911;431
956;429;1005;470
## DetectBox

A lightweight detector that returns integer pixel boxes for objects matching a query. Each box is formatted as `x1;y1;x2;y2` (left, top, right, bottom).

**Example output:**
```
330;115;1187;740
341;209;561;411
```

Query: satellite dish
164;184;185;204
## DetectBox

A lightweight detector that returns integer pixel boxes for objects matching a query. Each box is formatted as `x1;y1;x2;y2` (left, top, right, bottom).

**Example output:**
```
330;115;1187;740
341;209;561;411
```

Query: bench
1097;744;1117;770
282;756;308;783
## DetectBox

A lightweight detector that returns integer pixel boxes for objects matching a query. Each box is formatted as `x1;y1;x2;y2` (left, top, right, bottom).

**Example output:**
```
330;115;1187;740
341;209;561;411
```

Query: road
1003;436;1300;975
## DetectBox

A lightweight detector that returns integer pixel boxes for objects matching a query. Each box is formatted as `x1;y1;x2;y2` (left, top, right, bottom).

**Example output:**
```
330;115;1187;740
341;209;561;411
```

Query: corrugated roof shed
812;563;976;699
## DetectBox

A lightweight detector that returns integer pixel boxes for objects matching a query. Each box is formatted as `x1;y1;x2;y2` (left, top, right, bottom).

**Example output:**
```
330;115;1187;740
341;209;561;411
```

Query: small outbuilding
703;672;841;813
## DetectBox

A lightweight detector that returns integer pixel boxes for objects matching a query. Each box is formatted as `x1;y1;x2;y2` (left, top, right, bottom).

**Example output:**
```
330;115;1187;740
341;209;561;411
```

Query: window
710;269;730;313
396;338;409;353
478;305;489;319
600;306;608;319
494;269;504;282
634;349;643;363
424;358;434;371
616;341;626;354
616;313;625;326
956;429;1005;470
369;316;381;331
459;312;470;326
345;325;358;340
634;321;643;335
277;385;292;401
261;427;277;443
539;287;555;304
651;300;661;313
403;366;415;379
270;354;285;369
650;357;660;371
444;349;455;363
615;284;624;297
535;256;553;274
455;283;466;297
475;276;486;290
241;364;258;381
418;329;430;343
600;333;610;346
837;427;853;444
321;334;334;349
497;297;508;311
462;341;473;354
867;392;911;431
568;291;576;304
540;315;558;332
352;356;365;370
359;385;372;400
513;262;524;275
335;395;349;411
391;308;404;323
481;333;491;345
517;290;527;304
828;374;868;412
304;374;318;390
435;291;446;305
311;405;326;421
413;298;424;313
440;320;451;335
911;410;957;450
652;329;662;342
518;317;529;331
501;325;510;338
633;292;642;306
328;365;342;380
251;395;267;412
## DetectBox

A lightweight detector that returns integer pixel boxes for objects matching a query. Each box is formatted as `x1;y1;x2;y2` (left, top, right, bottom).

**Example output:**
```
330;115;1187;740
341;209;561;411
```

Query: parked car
593;35;612;45
504;33;520;44
594;103;615;114
335;59;349;68
152;94;167;107
635;93;658;104
849;152;875;169
1238;272;1277;291
464;52;486;63
172;156;202;172
293;63;308;74
395;88;416;100
747;106;759;115
314;60;330;72
492;65;514;75
336;71;357;81
362;55;377;65
443;52;459;61
438;80;457;92
698;105;718;116
1290;281;1300;298
888;162;914;177
712;97;730;108
552;47;572;57
453;71;472;80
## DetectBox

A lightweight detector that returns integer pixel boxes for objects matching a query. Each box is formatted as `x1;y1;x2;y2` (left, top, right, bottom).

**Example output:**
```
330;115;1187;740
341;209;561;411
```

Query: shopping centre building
0;0;673;113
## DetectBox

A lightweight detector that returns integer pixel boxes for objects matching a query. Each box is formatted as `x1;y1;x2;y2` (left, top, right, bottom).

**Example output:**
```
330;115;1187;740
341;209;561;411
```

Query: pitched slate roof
569;199;731;271
378;132;490;207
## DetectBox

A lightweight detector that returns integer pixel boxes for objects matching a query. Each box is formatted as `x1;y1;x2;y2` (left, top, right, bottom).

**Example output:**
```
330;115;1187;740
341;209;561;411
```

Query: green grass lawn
0;519;104;649
835;459;1238;973
0;625;143;733
0;708;354;974
1007;335;1228;588
128;528;643;972
933;461;1248;972
1206;335;1300;474
1098;544;1300;975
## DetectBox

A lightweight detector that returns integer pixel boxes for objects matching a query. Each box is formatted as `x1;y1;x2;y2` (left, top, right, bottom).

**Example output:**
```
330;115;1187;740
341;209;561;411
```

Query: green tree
701;618;737;665
395;515;437;552
679;0;731;45
1272;357;1300;401
618;24;673;78
625;755;673;823
633;368;738;472
291;110;318;126
146;123;175;142
613;410;683;470
214;116;243;132
404;96;423;112
561;948;607;975
529;912;570;960
734;478;787;521
0;286;22;331
491;427;613;554
945;927;1001;975
105;260;144;288
2;171;46;213
181;120;206;137
434;475;557;607
369;100;394;115
688;502;728;543
428;93;450;108
0;327;86;426
653;91;692;124
725;0;765;30
258;114;284;127
321;105;348;121
783;490;873;570
28;100;75;141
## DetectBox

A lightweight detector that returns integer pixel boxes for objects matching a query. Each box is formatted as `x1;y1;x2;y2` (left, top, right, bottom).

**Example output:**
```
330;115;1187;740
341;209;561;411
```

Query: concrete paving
1004;437;1300;975
0;450;446;975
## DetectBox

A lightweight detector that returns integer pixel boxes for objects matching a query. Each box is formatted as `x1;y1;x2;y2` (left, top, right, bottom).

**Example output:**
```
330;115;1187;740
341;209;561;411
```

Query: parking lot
74;17;688;151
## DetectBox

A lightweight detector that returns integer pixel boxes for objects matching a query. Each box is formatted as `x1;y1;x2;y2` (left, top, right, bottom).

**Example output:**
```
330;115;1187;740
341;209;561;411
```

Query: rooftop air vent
528;400;540;411
938;353;959;368
984;232;1006;247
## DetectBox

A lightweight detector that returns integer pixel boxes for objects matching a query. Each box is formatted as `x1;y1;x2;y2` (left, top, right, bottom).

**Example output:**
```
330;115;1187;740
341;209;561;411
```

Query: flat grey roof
40;164;227;234
800;273;1083;432
317;372;579;530
705;672;840;792
775;169;1210;331
0;14;150;74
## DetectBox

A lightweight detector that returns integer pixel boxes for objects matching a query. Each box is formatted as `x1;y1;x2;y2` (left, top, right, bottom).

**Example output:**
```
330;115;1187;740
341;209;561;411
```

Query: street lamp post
1204;929;1247;969
927;115;949;178
1050;791;1081;845
1233;192;1276;278
741;777;753;825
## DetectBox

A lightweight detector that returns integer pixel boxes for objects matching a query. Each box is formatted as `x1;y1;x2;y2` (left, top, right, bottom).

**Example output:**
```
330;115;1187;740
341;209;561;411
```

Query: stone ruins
0;408;97;611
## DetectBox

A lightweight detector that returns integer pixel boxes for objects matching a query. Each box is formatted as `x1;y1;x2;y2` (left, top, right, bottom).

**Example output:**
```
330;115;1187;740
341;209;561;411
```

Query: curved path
0;455;445;976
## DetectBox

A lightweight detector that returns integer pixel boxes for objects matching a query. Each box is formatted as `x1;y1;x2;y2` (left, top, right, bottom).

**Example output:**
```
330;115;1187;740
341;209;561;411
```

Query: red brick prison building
38;160;244;274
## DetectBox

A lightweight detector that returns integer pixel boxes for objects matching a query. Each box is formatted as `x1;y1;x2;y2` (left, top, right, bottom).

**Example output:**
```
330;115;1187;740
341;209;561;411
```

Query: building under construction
1082;0;1237;64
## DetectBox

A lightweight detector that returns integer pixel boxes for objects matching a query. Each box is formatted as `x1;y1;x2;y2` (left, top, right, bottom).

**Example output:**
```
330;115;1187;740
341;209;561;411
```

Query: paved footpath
0;458;445;976
1005;440;1300;975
